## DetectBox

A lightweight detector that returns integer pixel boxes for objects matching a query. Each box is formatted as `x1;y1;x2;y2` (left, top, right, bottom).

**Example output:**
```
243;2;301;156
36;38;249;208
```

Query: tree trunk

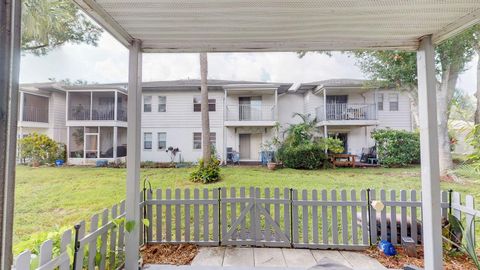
475;48;480;125
200;53;211;165
404;88;419;129
436;64;458;176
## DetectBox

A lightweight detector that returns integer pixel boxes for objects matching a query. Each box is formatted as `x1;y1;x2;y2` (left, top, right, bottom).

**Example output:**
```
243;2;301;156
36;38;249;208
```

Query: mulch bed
140;243;198;265
364;246;476;270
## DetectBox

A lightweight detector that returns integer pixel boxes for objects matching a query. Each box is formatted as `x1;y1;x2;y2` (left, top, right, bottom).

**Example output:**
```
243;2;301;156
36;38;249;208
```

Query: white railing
226;104;275;121
92;105;115;121
22;106;48;123
316;103;377;121
69;105;119;121
69;106;91;121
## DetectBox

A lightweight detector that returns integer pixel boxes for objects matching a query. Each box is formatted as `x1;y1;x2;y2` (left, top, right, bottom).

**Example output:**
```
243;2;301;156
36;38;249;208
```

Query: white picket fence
13;188;478;270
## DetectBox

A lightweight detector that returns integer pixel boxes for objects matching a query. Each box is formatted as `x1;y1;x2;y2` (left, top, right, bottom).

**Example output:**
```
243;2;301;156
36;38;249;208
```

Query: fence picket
99;209;108;270
194;189;200;242
410;190;418;243
390;190;397;244
452;192;461;220
75;221;86;270
321;190;328;245
185;189;191;242
351;190;358;245
292;189;299;244
88;214;99;270
369;189;377;244
466;195;475;246
441;191;448;218
156;189;162;242
400;190;407;241
331;190;338;245
59;229;72;270
118;201;125;259
240;187;247;240
109;204;118;268
203;188;209;242
230;188;237;240
341;190;348;245
39;239;53;267
380;190;387;241
255;188;262;243
146;190;153;242
274;188;281;242
265;188;272;242
213;188;219;243
302;189;309;244
312;190;319;244
175;189;181;242
284;188;291;242
221;188;227;243
15;250;31;270
165;189;172;242
360;190;368;245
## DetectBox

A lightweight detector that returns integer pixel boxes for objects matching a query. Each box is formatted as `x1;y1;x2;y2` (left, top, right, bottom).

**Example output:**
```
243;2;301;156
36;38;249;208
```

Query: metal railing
22;106;48;123
69;105;122;121
226;104;275;121
92;105;115;121
117;107;127;121
69;106;91;121
316;103;377;121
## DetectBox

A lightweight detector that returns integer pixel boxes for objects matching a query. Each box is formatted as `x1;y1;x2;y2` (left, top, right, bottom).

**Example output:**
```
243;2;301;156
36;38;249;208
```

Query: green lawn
14;165;480;252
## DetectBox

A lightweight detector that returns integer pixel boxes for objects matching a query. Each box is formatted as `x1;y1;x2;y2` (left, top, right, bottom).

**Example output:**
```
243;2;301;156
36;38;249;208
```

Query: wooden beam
125;39;142;270
71;0;133;48
433;8;480;44
417;35;443;270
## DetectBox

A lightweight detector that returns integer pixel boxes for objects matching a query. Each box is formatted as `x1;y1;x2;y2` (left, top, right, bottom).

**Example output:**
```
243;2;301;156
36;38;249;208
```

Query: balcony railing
69;105;127;121
226;104;275;121
316;103;377;121
22;106;48;123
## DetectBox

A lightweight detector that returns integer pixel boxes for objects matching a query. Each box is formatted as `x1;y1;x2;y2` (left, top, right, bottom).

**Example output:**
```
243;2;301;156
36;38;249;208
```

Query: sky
20;32;477;95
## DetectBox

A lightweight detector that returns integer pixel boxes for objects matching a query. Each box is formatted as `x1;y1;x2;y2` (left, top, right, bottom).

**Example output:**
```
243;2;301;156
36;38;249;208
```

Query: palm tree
200;53;211;165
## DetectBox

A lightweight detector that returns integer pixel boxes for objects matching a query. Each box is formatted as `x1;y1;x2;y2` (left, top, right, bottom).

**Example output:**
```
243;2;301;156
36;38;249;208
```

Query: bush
277;143;327;170
18;133;61;165
371;129;420;167
189;157;221;184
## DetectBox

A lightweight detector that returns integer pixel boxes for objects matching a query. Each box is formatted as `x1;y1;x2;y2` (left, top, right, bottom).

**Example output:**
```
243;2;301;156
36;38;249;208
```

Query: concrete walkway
144;247;387;270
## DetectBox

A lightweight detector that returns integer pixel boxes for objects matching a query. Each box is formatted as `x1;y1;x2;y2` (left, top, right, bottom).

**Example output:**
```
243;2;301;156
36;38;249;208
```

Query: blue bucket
55;160;64;167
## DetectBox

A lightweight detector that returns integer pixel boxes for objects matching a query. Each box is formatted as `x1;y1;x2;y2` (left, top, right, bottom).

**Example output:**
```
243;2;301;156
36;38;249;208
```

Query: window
193;97;216;112
193;132;202;149
389;93;399;111
144;132;152;150
210;132;216;148
143;96;152;112
377;94;384;111
158;96;166;112
158;132;166;150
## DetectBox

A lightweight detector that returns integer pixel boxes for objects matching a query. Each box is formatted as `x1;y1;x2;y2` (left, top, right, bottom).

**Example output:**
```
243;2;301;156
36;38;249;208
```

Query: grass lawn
14;164;480;253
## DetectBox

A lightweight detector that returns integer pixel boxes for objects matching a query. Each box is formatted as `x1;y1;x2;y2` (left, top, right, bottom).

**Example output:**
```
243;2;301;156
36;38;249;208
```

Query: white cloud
20;33;477;95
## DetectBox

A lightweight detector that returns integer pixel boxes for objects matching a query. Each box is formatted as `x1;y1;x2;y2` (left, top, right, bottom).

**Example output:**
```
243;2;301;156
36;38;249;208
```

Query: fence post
448;189;453;217
218;187;222;246
72;224;81;270
366;188;372;246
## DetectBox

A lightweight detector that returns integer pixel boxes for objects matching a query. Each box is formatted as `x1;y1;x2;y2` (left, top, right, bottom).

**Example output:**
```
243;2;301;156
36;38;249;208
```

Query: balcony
225;104;276;126
22;105;48;123
316;103;378;126
67;91;127;123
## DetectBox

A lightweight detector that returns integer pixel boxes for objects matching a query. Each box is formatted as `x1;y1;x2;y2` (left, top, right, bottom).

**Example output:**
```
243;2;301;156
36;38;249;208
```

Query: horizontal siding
377;90;412;131
278;93;304;125
141;90;224;128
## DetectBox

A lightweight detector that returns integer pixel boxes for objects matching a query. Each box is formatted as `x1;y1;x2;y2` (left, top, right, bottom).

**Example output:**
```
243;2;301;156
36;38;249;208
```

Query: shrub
277;143;327;170
466;124;480;173
189;157;221;184
371;129;420;167
18;133;60;165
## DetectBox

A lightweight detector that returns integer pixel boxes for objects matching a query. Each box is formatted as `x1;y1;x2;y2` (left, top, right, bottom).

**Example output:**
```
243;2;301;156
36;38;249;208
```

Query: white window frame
193;132;202;149
389;93;399;111
157;132;167;150
158;96;166;112
144;132;152;150
193;96;216;112
377;93;384;111
143;96;152;112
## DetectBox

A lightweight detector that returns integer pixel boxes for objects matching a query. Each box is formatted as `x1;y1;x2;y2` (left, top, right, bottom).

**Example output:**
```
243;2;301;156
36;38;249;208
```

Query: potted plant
263;122;282;170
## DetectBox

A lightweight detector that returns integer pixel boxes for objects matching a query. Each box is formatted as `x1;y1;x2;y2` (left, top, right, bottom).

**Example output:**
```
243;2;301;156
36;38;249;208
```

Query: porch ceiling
73;0;480;52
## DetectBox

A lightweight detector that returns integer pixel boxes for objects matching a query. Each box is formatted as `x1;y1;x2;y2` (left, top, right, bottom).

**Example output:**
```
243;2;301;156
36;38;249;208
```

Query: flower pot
55;159;64;167
267;162;277;170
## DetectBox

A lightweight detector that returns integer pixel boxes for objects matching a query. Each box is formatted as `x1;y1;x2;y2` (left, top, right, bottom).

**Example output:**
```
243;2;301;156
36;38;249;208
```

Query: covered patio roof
73;0;480;52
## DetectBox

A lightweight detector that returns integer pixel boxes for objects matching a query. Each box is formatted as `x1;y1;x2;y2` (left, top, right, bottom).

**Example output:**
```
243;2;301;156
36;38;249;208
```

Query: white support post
274;88;278;121
19;91;24;122
125;39;142;270
417;35;443;270
114;90;118;121
323;88;327;121
223;90;227;164
90;91;93;120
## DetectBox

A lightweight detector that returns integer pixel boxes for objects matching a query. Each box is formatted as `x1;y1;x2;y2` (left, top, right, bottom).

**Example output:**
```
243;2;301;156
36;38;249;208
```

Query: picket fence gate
13;188;478;270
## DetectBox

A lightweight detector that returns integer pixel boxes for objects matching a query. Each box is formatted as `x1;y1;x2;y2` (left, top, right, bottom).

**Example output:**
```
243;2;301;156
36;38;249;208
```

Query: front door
239;134;251;159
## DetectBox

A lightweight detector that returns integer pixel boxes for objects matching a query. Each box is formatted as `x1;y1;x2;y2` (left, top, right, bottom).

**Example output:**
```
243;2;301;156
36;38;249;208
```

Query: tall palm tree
200;53;211;165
